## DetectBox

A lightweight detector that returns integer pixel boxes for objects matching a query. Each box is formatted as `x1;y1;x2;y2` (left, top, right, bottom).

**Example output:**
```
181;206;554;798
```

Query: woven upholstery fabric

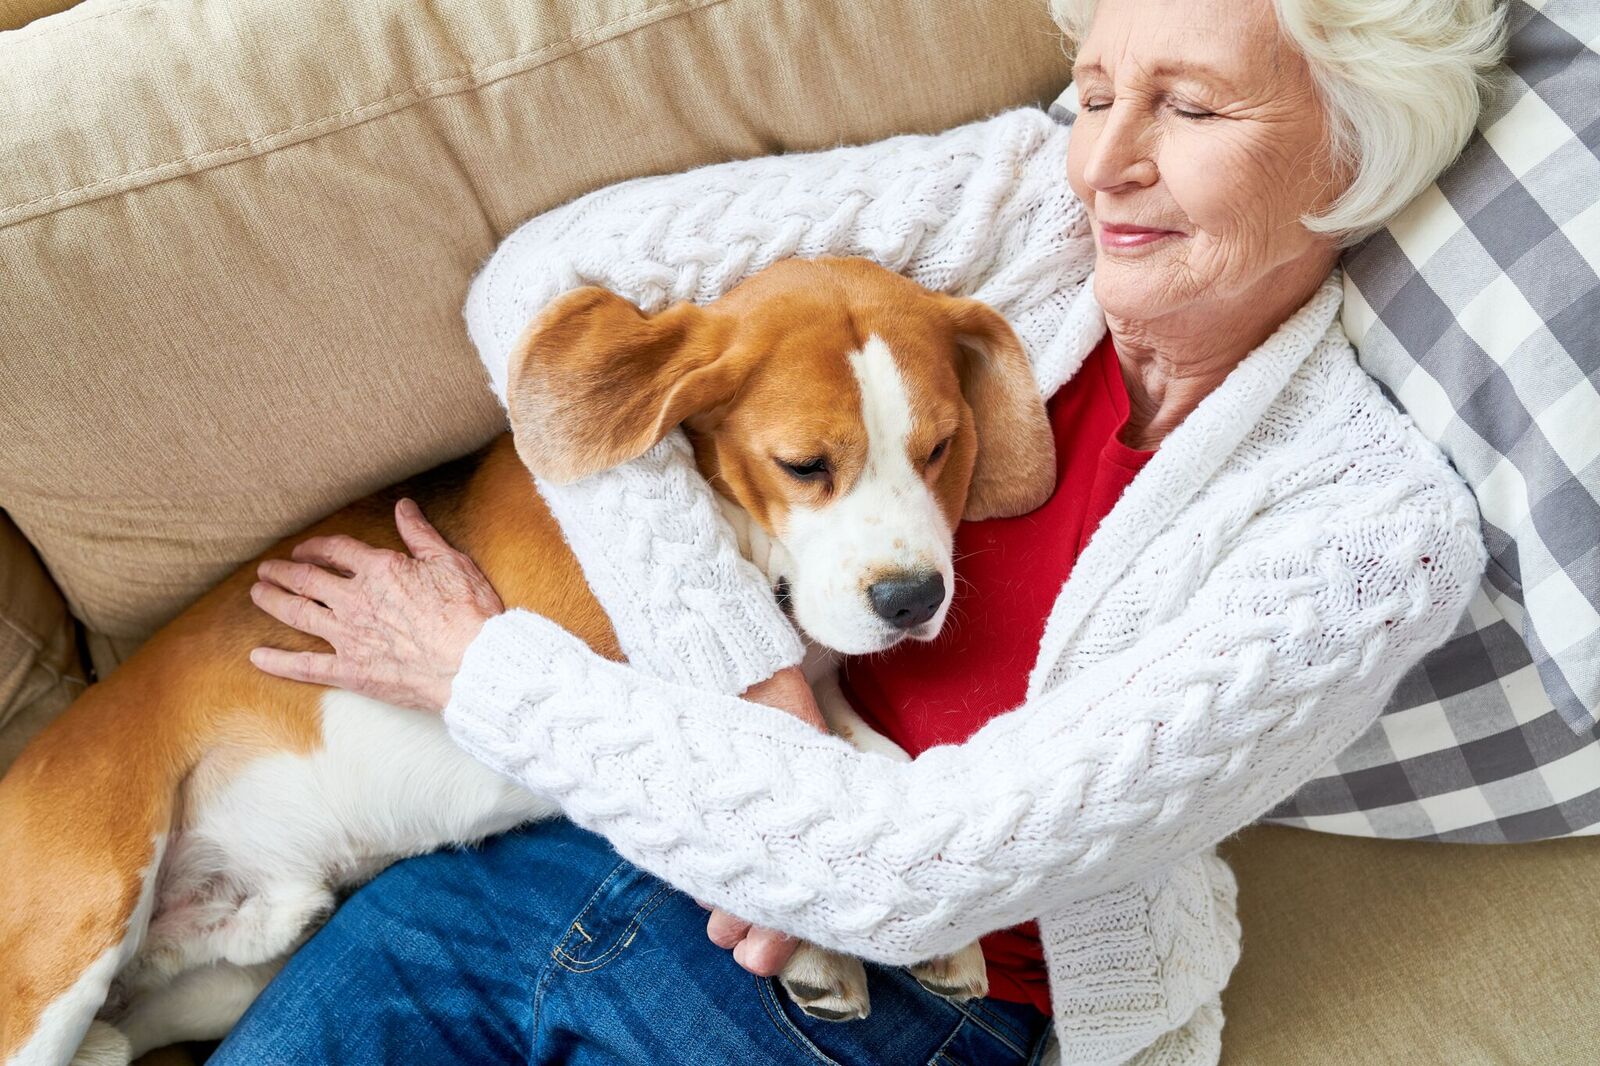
1220;826;1600;1064
0;0;1068;679
0;514;87;775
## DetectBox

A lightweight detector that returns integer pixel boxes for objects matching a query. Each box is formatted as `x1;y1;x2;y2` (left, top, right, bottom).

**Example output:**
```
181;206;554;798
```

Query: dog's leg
907;942;990;1003
778;943;871;1022
0;830;165;1066
111;960;284;1060
216;884;334;967
812;668;991;1004
766;667;902;1023
65;1024;131;1066
812;670;910;763
121;879;330;997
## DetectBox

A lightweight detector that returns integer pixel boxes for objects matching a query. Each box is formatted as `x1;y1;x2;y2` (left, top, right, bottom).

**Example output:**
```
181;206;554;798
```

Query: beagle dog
0;257;1054;1064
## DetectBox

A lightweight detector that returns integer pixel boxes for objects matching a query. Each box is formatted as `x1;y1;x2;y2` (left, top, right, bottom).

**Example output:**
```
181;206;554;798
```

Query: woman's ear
505;287;742;483
941;296;1055;520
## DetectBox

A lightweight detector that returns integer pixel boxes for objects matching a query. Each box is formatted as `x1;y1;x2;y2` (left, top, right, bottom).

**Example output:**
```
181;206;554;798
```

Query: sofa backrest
0;0;1070;714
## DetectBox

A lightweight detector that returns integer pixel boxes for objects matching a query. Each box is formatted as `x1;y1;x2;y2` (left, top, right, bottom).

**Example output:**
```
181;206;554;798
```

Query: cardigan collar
1027;270;1347;697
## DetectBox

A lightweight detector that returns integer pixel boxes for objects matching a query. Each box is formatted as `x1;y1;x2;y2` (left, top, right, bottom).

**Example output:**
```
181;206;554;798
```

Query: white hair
1048;0;1509;244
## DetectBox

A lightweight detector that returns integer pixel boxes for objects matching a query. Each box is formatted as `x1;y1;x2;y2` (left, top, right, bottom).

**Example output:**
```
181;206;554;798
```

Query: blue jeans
211;819;1052;1065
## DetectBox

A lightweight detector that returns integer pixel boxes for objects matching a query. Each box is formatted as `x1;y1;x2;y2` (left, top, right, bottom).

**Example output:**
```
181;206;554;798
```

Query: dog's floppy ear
505;287;744;483
941;296;1055;520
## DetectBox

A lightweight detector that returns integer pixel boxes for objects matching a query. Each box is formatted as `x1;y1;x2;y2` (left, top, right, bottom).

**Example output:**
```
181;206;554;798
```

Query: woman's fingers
290;533;386;575
706;907;798;976
705;908;751;949
248;646;342;687
743;666;827;732
257;558;349;607
395;498;453;560
250;581;338;641
731;925;797;977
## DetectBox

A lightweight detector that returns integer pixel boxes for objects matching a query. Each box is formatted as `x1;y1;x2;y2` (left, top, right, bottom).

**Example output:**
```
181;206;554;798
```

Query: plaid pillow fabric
1270;0;1600;842
1051;0;1600;842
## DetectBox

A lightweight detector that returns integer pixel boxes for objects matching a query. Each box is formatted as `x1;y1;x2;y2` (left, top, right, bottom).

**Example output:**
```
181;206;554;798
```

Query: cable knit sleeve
443;453;1485;964
462;107;1094;693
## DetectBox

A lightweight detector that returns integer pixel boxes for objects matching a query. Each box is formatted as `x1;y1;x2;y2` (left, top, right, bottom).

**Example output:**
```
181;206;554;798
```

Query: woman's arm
463;107;1092;695
441;470;1484;964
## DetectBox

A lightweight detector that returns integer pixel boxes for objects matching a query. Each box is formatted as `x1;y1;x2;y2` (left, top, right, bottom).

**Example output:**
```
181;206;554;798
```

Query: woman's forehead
1073;0;1290;85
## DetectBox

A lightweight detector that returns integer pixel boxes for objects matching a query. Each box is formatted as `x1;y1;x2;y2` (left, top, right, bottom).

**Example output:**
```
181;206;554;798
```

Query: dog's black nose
868;572;946;630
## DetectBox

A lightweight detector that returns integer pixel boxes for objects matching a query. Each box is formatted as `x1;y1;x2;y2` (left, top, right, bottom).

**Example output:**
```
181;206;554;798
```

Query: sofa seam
0;611;87;689
0;0;731;228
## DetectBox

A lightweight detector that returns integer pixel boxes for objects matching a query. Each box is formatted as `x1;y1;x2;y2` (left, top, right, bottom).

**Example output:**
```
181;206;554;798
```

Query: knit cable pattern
447;437;1481;958
456;107;1487;1063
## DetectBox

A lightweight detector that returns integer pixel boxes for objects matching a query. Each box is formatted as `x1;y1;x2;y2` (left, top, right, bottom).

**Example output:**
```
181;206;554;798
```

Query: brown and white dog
0;257;1054;1064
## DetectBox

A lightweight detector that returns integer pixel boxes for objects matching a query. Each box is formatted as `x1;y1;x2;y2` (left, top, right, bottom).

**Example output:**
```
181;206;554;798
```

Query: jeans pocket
549;860;676;974
757;978;849;1066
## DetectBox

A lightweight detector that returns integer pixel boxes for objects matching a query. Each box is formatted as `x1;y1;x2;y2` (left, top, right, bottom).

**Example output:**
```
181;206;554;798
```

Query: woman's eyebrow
1072;59;1241;94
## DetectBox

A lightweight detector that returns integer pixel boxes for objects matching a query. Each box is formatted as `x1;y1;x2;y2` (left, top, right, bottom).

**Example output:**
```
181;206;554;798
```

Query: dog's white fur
779;336;957;654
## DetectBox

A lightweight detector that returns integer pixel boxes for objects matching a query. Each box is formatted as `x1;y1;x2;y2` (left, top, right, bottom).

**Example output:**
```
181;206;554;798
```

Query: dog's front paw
779;942;871;1021
70;1021;132;1066
909;942;989;1002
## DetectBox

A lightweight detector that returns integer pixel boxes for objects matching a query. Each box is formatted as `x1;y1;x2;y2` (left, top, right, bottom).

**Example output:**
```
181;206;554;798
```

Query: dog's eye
927;437;952;466
777;456;832;483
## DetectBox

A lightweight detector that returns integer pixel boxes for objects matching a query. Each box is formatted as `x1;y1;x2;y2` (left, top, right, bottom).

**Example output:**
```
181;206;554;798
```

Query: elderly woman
221;0;1504;1062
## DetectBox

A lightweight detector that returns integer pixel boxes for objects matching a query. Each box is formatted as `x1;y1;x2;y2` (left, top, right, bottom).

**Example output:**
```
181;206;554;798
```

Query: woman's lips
1098;223;1181;249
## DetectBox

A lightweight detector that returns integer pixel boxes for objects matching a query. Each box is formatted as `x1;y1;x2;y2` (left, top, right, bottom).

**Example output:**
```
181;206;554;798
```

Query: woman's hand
249;498;504;712
254;495;815;973
699;902;800;977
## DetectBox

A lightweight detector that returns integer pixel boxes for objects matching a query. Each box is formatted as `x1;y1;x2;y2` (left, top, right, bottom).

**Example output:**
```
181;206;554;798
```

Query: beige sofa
2;1;1598;1062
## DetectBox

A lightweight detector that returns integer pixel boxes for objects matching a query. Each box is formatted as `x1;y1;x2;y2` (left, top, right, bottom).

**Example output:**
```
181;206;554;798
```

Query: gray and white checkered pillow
1340;0;1600;736
1275;0;1600;842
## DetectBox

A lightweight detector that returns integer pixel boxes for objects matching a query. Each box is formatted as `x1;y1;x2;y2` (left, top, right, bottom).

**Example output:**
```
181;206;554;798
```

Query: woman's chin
1092;261;1190;322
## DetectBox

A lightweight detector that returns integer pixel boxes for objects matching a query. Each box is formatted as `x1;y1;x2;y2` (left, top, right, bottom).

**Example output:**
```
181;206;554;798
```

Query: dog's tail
0;677;179;1066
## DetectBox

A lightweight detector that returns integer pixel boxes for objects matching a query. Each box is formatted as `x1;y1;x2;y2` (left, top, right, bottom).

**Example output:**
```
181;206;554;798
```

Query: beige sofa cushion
0;0;1069;675
1222;827;1600;1064
0;514;87;774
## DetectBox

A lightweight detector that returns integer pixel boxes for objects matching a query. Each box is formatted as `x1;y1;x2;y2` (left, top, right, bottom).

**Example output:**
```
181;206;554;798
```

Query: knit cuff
443;609;589;771
536;433;805;695
1040;853;1239;1066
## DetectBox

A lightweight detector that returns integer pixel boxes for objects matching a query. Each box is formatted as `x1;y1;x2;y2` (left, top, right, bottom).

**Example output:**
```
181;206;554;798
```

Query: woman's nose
1082;106;1158;193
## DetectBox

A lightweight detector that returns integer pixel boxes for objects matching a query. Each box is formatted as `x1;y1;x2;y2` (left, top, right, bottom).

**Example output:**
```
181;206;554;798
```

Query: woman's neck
1107;265;1332;451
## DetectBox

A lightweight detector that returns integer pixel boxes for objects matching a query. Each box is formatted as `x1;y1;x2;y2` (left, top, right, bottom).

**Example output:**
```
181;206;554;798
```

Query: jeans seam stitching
529;943;562;1061
551;882;676;974
757;977;845;1066
928;1019;968;1066
547;861;629;966
969;998;1029;1046
943;1001;1028;1056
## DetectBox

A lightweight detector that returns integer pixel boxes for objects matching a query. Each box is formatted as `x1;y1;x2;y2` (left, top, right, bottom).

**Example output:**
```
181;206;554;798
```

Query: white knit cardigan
449;109;1485;1064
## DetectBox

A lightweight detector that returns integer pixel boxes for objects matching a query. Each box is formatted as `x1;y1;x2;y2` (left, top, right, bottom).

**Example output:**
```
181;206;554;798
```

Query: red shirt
840;333;1152;1014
